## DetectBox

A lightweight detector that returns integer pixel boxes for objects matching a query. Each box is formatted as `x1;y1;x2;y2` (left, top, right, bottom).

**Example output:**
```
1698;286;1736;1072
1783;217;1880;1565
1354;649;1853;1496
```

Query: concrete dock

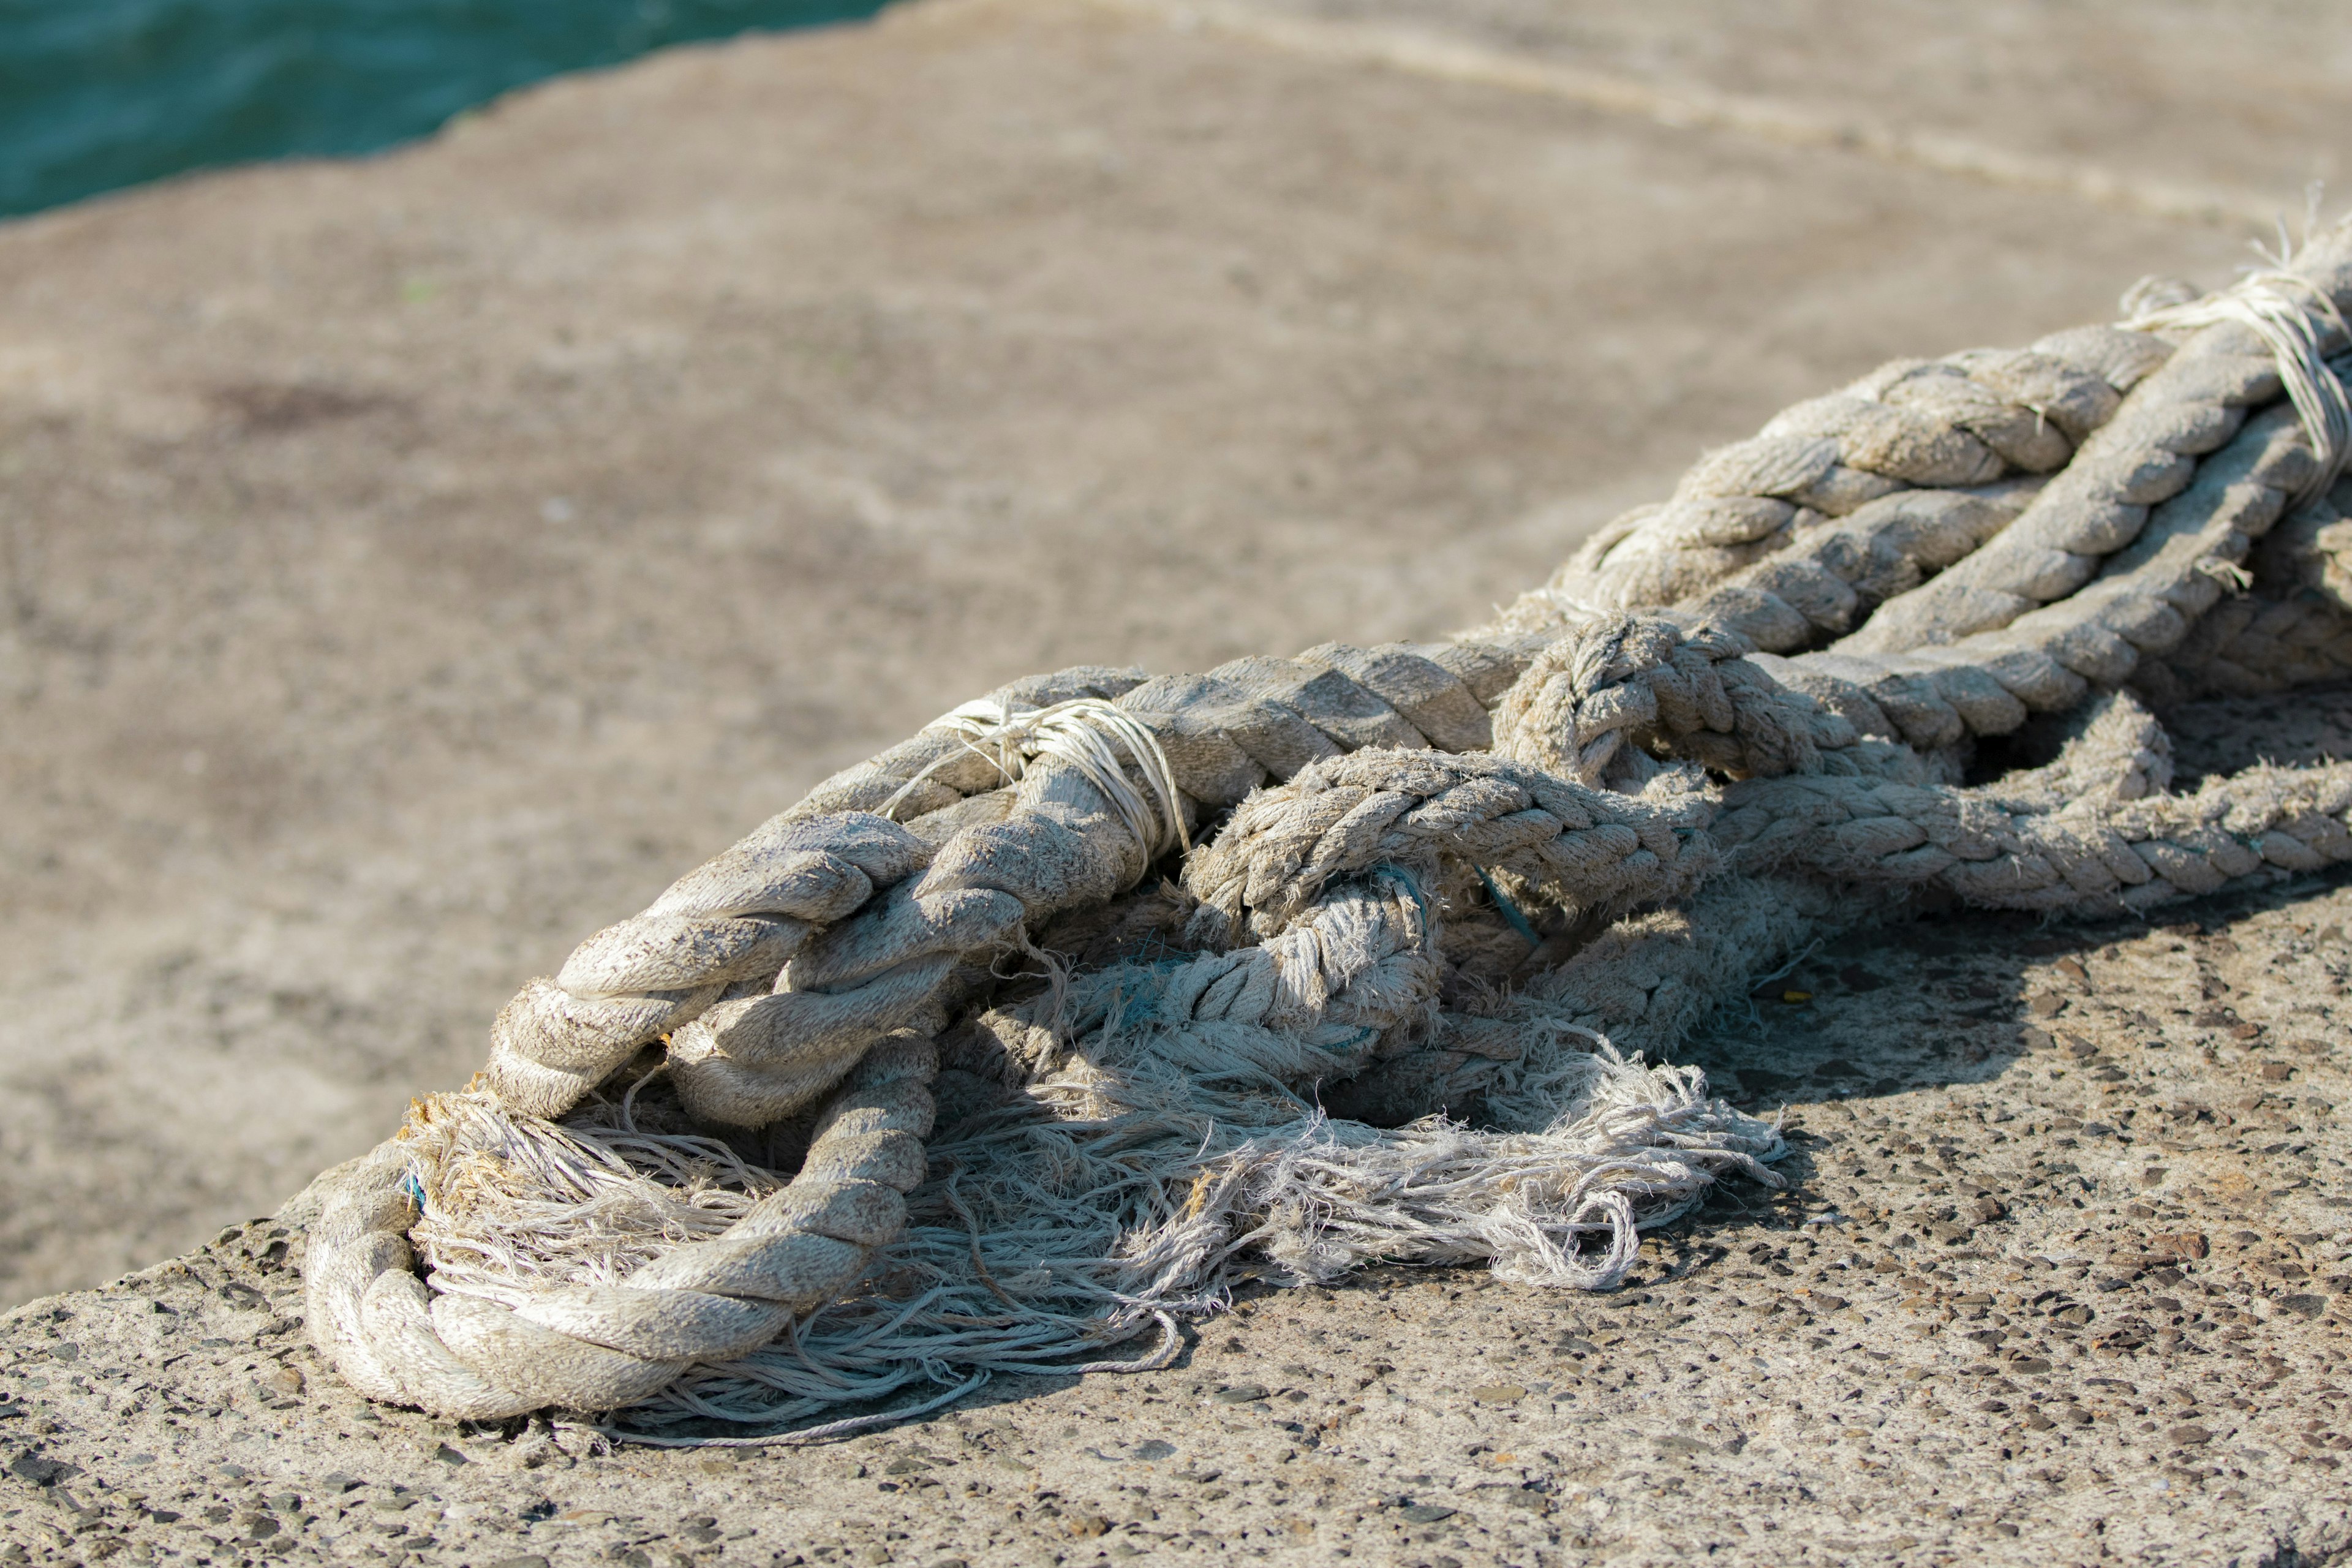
0;1;2343;1559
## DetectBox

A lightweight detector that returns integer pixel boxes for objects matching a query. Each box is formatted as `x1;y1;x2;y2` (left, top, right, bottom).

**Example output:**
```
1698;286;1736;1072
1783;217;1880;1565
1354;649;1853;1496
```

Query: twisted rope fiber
1494;382;2328;778
304;217;2352;1433
1542;325;2147;617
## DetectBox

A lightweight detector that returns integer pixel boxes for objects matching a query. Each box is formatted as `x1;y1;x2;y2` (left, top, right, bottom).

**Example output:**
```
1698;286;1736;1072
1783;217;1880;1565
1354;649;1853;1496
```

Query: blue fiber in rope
1474;866;1541;948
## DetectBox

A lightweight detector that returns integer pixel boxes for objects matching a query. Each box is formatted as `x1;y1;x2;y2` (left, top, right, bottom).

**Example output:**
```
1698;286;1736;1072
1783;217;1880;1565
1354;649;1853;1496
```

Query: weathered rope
1508;388;2323;767
1487;613;1854;785
307;1039;937;1420
304;213;2352;1432
1540;329;2147;617
483;813;932;1120
1718;694;2352;910
1834;232;2352;660
1182;748;1717;936
1663;477;2045;656
486;643;1533;1130
2123;262;2351;505
881;696;1194;860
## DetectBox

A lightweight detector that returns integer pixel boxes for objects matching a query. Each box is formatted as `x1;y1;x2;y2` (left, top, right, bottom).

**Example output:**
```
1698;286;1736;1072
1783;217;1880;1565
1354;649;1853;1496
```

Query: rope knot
1491;613;1819;786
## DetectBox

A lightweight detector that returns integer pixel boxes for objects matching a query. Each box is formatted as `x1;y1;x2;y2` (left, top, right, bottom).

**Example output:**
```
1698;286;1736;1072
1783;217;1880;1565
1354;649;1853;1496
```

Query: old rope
305;219;2352;1434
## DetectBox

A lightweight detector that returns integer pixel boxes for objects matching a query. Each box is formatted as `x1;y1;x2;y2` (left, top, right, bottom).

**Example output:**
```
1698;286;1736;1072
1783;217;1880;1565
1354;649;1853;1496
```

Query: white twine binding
2123;216;2352;506
884;697;1192;859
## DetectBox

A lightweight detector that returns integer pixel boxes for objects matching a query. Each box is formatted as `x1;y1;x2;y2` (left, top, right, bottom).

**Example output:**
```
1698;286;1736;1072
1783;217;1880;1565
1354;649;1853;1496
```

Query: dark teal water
0;0;889;219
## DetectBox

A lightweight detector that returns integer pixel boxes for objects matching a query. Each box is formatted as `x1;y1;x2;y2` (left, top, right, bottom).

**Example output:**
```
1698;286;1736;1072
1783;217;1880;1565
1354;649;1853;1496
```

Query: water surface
1;0;888;219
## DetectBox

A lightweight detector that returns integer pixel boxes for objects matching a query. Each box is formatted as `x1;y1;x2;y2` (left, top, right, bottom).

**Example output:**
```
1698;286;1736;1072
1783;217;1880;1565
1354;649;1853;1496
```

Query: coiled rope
305;216;2352;1433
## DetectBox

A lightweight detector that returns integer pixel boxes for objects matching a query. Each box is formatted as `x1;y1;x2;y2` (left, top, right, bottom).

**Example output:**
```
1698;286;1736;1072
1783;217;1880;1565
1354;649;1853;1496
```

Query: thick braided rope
960;865;1446;1106
787;639;1528;829
1487;613;1854;785
1716;688;2352;911
484;813;934;1119
2124;264;2352;505
2133;454;2352;699
1344;690;2283;1117
1182;748;1716;940
1544;328;2151;615
1481;230;2352;760
304;1038;937;1420
514;276;2333;1363
1832;325;2283;656
1724;757;2352;912
1480;393;2325;777
1660;475;2043;656
480;224;2352;1137
480;666;1147;1126
668;639;1543;1128
483;639;1534;1130
1774;393;2317;747
1203;687;2352;1017
1833;226;2352;656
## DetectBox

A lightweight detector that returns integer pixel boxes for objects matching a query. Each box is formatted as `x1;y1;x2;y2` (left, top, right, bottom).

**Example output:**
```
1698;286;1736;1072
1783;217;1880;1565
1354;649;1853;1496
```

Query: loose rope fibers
304;216;2352;1439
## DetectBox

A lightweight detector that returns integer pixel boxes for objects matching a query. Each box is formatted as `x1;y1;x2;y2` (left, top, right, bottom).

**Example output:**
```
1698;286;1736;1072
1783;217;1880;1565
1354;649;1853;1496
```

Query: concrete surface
1194;0;2352;218
0;798;2345;1566
0;0;2348;1559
